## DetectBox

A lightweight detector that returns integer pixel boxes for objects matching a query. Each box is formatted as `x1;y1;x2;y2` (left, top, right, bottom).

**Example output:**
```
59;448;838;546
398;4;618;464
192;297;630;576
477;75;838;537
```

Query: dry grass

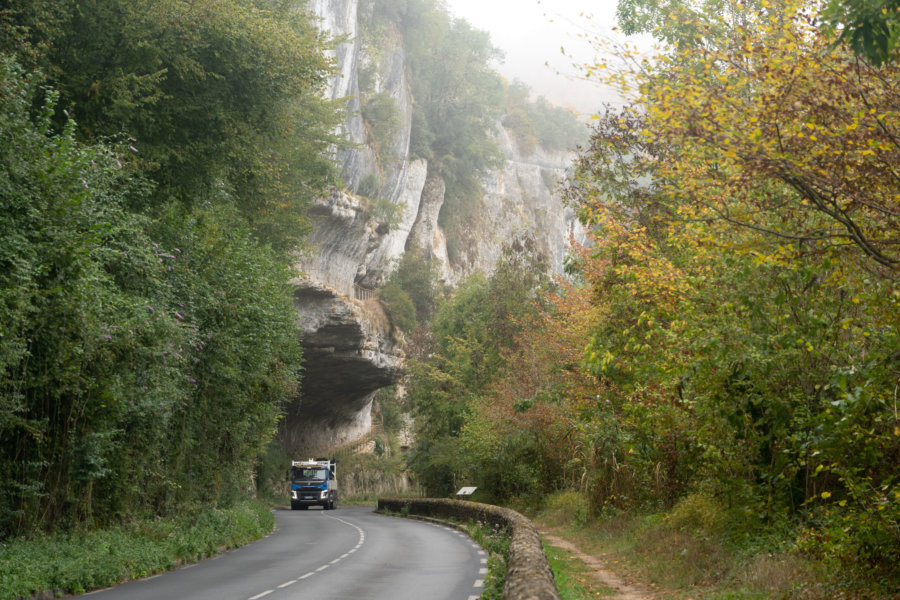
532;492;845;600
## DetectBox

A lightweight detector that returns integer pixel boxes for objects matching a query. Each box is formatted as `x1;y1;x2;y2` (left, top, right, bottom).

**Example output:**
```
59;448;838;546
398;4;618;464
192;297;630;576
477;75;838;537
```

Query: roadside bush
540;490;589;528
666;493;733;539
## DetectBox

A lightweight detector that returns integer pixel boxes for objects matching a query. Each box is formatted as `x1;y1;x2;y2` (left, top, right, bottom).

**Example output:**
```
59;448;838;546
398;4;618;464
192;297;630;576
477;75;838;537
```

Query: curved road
82;506;486;600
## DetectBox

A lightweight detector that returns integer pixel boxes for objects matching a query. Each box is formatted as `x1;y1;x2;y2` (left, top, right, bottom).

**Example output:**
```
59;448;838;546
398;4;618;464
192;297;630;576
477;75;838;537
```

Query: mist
444;0;652;114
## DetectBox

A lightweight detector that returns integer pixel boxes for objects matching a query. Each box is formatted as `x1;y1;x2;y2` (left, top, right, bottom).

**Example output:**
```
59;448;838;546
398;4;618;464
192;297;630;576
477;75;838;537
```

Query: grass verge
465;521;509;600
0;500;274;600
531;491;891;600
542;540;616;600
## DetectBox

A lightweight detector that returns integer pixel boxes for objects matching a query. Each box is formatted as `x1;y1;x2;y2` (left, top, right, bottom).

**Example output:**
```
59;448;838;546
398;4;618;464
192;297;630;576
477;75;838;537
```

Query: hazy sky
443;0;648;115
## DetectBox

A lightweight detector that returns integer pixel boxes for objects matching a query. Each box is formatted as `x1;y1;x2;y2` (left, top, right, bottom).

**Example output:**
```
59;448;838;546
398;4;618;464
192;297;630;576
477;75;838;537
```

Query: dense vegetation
406;0;900;594
0;0;341;537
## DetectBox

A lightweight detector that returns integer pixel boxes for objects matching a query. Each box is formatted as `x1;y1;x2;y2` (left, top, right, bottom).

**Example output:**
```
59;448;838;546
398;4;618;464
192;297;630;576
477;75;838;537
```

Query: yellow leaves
821;491;832;499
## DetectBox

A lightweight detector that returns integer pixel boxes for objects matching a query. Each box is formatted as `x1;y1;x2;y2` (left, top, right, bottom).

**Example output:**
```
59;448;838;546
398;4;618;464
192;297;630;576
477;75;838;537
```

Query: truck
290;458;338;510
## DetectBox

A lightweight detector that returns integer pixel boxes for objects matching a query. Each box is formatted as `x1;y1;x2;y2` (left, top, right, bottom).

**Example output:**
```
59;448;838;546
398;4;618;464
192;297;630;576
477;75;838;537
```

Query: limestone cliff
284;0;584;453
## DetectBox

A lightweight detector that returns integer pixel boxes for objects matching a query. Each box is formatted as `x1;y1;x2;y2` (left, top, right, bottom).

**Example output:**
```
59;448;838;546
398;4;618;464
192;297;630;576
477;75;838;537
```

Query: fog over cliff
280;0;586;454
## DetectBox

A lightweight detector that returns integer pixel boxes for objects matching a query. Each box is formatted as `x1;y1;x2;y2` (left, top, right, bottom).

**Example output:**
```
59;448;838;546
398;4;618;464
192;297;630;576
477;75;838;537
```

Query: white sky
444;0;651;115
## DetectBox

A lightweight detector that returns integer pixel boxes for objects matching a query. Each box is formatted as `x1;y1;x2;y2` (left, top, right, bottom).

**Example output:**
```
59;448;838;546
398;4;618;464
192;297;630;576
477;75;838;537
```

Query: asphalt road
82;505;487;600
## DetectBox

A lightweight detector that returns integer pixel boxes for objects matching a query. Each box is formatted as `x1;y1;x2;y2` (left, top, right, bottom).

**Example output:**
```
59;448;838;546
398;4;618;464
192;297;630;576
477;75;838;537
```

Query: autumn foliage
409;0;900;592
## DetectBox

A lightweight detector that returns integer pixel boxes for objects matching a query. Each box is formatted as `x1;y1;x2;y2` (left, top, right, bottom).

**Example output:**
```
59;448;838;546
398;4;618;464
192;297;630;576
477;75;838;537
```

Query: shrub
541;490;589;528
378;283;416;333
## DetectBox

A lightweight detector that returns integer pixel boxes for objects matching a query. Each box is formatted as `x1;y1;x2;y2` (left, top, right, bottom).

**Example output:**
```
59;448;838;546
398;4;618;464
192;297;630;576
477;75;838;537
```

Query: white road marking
480;557;487;564
479;568;488;574
474;579;484;587
477;550;486;555
242;511;381;600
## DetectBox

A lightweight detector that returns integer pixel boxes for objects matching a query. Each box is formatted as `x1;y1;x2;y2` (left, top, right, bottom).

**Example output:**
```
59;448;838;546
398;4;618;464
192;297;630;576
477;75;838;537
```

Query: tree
563;0;900;579
822;0;900;65
406;242;550;496
1;0;343;253
600;0;900;275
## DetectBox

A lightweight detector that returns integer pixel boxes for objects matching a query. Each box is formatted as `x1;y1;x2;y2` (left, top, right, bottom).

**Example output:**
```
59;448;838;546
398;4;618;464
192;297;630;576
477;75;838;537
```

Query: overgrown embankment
0;501;274;600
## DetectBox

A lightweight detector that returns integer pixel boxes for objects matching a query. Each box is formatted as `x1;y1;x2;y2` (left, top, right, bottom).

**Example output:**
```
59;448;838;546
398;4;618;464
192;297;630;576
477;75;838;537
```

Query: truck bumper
290;491;335;509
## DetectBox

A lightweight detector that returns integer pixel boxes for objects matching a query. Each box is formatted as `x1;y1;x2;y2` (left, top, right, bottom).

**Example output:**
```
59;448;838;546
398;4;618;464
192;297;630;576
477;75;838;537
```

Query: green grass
0;500;274;600
542;540;616;600
465;521;510;600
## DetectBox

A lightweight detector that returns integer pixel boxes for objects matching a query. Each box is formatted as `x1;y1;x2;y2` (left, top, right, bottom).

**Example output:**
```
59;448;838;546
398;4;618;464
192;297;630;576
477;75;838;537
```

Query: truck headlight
291;490;297;499
320;490;329;498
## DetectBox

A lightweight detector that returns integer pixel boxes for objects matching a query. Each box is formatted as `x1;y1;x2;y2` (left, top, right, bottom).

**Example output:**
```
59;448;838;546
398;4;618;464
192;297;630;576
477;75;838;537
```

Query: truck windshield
292;467;327;481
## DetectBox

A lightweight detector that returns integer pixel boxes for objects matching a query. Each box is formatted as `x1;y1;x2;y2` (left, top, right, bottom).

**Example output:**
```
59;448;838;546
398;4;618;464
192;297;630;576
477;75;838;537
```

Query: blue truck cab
290;458;338;510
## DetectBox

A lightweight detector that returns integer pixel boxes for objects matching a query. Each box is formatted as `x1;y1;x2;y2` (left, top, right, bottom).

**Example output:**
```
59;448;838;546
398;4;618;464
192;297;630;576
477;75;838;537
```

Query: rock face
286;0;584;452
280;283;401;454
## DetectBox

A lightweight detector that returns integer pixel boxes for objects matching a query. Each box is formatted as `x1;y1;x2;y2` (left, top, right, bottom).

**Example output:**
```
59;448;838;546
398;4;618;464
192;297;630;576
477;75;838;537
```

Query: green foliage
378;283;417;333
150;204;303;508
2;0;343;254
407;244;550;496
373;386;405;436
0;57;191;532
822;0;900;65
466;521;509;600
0;500;273;600
361;91;403;169
542;540;616;600
378;244;441;334
357;172;382;199
371;196;404;229
615;0;748;47
503;80;589;153
387;244;442;324
541;491;590;528
0;0;332;539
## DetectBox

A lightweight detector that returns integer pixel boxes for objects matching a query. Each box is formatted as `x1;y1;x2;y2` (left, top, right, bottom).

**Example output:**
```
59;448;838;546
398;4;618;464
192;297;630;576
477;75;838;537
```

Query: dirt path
538;528;655;600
